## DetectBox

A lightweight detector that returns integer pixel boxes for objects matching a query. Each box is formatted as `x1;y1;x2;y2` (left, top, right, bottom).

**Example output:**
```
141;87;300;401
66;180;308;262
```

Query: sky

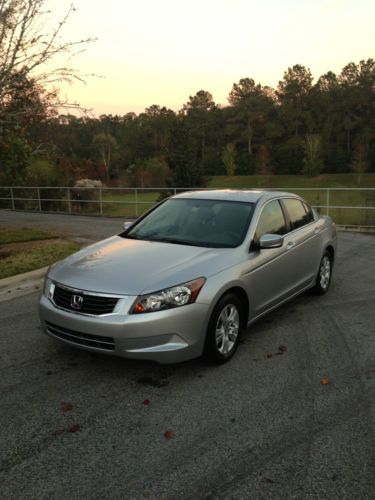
45;0;375;116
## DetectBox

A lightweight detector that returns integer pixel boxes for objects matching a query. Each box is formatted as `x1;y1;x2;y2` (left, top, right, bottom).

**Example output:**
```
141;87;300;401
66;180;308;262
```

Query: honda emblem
71;294;84;310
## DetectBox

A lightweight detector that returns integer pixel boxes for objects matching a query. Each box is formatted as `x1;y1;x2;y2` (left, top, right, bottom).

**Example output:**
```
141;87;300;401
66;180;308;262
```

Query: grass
98;174;375;224
208;174;375;225
0;227;58;244
0;240;80;279
74;176;375;225
101;191;160;217
3;174;374;224
208;173;375;189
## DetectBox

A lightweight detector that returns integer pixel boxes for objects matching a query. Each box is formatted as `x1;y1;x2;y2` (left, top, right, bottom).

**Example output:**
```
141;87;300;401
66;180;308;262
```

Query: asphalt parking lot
0;211;374;499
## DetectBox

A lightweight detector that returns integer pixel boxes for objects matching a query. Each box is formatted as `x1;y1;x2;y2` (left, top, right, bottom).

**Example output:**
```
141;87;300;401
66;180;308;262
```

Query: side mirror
259;234;284;249
122;221;133;231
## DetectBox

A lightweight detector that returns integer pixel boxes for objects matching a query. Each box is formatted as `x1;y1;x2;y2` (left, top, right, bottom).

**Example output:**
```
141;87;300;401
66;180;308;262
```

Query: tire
311;251;333;295
204;293;244;364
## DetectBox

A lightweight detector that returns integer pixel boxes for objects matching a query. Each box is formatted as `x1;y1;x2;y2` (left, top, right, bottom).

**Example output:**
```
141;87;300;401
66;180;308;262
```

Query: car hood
49;236;234;295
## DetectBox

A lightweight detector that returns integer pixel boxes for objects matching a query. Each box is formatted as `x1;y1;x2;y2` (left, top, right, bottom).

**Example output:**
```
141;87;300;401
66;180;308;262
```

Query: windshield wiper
147;236;205;247
125;234;144;240
125;234;219;247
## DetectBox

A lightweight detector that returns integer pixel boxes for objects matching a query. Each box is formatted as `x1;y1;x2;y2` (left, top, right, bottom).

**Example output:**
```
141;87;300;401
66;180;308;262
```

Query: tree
222;143;236;176
0;0;94;112
92;133;118;183
141;105;176;156
351;140;369;185
26;158;61;185
0;71;58;182
303;134;323;176
228;78;274;173
0;123;32;184
182;90;216;172
129;157;171;189
0;0;95;184
167;118;206;187
313;71;340;167
277;65;313;137
338;59;375;155
255;145;273;175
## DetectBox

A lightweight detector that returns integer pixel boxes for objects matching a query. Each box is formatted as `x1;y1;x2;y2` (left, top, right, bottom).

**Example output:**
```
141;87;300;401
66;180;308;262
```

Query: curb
336;225;375;234
0;266;48;303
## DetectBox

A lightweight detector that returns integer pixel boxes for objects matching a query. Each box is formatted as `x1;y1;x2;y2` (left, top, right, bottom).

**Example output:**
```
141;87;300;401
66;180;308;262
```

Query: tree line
1;57;374;187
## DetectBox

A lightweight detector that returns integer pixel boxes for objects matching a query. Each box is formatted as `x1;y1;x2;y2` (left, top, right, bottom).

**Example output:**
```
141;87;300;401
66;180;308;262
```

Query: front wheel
311;251;333;295
204;293;243;364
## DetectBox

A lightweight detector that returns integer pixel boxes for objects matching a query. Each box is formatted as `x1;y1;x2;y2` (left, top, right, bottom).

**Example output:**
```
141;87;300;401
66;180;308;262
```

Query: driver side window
255;200;287;240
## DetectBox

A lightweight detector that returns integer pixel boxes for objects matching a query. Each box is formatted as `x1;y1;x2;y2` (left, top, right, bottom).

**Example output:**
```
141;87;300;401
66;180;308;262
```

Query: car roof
172;189;296;204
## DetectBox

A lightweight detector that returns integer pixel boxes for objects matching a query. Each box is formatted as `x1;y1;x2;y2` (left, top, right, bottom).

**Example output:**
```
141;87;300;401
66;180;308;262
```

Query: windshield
122;198;255;248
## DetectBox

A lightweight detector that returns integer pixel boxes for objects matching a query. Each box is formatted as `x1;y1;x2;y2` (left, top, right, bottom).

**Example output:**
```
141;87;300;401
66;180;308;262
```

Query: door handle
314;227;320;235
286;241;295;250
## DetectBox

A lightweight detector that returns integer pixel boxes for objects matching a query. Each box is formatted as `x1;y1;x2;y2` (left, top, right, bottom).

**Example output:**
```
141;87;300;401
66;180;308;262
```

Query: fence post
67;187;72;213
326;189;330;216
10;187;15;210
99;188;103;215
134;188;139;217
37;187;42;211
174;188;177;195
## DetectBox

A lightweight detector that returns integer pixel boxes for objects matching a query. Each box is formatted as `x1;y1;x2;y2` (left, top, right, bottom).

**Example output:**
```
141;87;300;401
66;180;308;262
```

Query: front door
243;199;295;317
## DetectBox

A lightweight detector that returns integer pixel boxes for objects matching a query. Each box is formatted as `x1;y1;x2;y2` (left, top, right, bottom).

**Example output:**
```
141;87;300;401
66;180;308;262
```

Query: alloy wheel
319;255;331;290
215;304;240;355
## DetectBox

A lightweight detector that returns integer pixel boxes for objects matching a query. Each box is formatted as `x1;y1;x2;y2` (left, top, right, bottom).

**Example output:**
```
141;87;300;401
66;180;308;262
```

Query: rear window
283;198;314;231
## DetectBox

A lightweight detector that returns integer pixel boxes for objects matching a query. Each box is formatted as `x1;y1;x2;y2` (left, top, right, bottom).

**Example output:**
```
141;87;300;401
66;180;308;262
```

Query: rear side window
303;202;315;223
283;198;313;230
255;200;287;239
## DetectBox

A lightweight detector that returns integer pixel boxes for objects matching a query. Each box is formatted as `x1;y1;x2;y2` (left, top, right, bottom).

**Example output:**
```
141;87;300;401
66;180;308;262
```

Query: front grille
46;322;115;351
52;284;118;316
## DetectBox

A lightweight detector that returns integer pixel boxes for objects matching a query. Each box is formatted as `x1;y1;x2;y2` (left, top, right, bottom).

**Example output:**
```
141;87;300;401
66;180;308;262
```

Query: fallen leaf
163;430;175;440
143;399;150;406
266;353;273;358
278;345;287;352
62;402;73;412
230;417;236;423
263;478;276;484
68;424;80;433
321;377;330;385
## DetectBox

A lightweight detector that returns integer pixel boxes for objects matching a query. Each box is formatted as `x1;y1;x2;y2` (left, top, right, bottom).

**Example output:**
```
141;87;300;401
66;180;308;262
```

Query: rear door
280;198;322;290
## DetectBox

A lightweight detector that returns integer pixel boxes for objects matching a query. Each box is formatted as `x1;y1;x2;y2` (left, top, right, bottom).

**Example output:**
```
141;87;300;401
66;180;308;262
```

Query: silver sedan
39;190;337;363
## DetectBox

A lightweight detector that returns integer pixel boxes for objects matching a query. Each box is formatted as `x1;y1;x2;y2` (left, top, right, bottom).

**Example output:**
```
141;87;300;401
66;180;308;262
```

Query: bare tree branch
0;0;96;111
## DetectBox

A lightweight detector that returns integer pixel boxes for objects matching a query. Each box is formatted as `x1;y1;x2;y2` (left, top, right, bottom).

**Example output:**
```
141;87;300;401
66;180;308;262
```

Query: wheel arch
325;244;335;262
213;286;250;329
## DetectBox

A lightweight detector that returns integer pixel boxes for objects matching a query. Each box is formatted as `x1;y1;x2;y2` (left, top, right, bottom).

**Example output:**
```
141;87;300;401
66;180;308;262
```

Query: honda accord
39;190;337;363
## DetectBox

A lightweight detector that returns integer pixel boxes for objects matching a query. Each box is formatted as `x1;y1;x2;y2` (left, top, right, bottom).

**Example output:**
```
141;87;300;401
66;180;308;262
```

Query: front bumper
39;294;210;363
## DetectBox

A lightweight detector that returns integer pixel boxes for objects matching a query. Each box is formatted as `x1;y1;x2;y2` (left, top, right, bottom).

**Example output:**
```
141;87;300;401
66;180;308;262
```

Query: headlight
131;277;206;314
43;276;55;301
43;263;58;298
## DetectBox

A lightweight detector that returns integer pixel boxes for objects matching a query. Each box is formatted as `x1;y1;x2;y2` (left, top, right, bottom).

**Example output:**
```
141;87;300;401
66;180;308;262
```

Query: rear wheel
311;251;332;295
204;293;243;363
